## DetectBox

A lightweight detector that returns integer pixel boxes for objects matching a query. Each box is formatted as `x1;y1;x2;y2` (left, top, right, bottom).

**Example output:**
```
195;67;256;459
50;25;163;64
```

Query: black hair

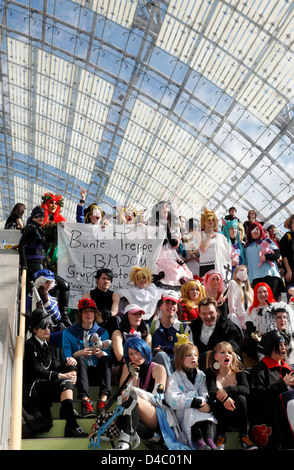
119;312;148;340
28;308;52;333
10;203;26;217
95;268;113;282
263;330;289;357
188;217;199;232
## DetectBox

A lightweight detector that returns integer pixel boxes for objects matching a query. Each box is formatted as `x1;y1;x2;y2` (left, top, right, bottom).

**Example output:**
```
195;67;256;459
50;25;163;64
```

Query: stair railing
10;269;27;450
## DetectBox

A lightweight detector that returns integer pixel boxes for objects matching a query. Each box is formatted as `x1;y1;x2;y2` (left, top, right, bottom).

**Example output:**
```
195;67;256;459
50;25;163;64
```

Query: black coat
23;336;63;401
190;315;242;359
18;221;45;269
249;357;294;449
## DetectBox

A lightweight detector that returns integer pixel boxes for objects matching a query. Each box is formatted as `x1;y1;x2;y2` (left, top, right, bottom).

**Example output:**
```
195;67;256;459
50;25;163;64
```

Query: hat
33;269;55;282
27;308;52;332
263;221;275;231
161;290;180;303
78;298;97;310
31;206;45;219
124;304;145;315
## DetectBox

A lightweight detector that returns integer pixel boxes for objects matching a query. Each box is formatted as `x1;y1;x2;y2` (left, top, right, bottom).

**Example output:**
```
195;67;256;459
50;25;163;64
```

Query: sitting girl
166;340;218;450
115;337;189;450
206;341;257;450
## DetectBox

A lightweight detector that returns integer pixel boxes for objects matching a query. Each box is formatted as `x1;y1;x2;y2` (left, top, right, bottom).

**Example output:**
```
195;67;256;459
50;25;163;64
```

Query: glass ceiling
0;0;293;236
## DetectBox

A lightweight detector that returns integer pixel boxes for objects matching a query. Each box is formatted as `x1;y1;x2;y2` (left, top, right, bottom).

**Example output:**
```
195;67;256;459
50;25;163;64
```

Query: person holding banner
148;201;193;289
76;187;109;227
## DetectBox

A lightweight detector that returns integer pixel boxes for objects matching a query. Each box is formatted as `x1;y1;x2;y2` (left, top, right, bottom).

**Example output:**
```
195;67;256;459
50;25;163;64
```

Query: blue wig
222;218;245;265
123;337;152;369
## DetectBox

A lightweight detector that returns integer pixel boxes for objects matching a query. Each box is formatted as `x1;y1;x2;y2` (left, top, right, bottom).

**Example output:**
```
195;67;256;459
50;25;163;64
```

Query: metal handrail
10;269;27;450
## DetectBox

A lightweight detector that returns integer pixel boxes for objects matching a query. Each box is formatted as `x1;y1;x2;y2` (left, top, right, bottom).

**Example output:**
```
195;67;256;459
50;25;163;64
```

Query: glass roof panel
0;0;293;238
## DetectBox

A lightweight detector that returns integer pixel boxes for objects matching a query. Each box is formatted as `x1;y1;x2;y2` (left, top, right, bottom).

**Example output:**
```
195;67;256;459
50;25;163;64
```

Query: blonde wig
201;207;218;231
180;279;206;311
129;266;153;286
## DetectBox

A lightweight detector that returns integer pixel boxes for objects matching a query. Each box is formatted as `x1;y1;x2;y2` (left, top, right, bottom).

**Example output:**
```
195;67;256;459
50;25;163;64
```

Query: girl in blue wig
115;337;190;450
222;218;245;277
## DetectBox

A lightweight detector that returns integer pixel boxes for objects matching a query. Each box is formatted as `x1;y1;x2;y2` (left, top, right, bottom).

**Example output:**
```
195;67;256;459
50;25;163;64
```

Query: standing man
147;290;193;376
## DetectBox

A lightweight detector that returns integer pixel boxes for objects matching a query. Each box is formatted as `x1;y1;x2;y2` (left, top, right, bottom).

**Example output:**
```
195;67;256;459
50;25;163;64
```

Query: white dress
166;370;217;449
118;283;164;320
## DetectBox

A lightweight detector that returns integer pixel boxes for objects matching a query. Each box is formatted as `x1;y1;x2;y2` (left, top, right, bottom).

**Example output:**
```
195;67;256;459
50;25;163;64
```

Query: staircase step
24;419;95;438
21;436;108;451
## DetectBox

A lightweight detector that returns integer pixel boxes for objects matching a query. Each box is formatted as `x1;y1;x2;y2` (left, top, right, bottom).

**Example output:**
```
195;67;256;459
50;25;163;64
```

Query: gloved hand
38;286;49;304
129;363;139;378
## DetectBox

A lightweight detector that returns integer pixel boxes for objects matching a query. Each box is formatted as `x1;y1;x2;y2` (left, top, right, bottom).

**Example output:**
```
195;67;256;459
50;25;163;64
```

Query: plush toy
174;332;193;347
84;333;112;350
231;247;240;267
258;240;274;268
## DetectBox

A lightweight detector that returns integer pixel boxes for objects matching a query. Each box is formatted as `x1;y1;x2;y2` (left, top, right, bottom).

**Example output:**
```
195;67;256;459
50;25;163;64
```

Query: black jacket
23;336;62;400
18;221;45;269
190;315;242;357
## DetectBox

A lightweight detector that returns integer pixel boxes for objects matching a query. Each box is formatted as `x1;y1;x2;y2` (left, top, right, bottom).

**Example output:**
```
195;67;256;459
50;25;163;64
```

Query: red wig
249;282;276;314
40;193;66;225
245;221;265;247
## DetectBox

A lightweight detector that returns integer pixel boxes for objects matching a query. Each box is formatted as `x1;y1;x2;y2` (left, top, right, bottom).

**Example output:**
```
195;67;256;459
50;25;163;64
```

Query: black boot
60;399;88;438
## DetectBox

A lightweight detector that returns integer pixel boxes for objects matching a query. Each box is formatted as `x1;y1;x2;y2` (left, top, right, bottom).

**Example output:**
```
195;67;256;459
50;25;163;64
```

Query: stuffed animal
84;333;112;350
174;332;192;347
258;240;274;268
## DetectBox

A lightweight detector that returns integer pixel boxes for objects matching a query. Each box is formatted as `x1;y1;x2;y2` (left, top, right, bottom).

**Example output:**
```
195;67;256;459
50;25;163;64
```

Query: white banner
57;222;165;309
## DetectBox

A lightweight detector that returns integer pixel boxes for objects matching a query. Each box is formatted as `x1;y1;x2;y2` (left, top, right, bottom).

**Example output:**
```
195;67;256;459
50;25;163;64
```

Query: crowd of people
5;193;294;450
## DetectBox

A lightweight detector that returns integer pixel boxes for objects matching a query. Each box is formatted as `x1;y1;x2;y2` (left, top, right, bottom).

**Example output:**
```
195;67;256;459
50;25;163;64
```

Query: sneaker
64;425;88;438
240;434;258;450
81;397;96;418
97;399;107;414
216;435;226;450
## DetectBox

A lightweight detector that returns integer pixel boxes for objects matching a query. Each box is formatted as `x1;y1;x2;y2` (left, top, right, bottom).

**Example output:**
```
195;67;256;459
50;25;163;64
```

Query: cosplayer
280;214;294;300
40;192;66;265
203;270;228;318
148;201;192;289
5;202;26;230
113;337;190;450
243;282;276;362
111;304;152;385
227;265;253;333
249;330;294;449
76;187;109;226
41;192;66;226
222;219;245;276
114;205;146;224
31;269;71;329
244;221;283;301
166;339;218;450
179;278;206;322
206;342;257;450
118;266;163;320
61;298;112;418
199;208;232;284
23;309;87;438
